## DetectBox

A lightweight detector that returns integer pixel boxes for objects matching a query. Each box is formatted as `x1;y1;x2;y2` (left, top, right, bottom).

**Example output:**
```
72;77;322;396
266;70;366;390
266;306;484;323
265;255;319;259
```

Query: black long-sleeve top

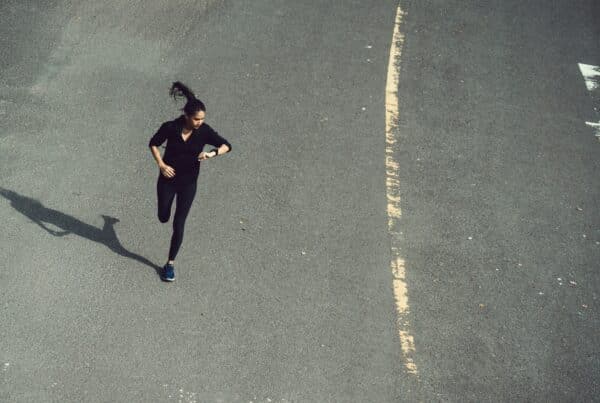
149;115;231;185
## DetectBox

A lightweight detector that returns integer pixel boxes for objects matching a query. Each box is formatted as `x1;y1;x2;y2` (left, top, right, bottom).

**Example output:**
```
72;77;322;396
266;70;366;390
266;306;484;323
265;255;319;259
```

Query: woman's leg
168;181;198;261
157;178;177;223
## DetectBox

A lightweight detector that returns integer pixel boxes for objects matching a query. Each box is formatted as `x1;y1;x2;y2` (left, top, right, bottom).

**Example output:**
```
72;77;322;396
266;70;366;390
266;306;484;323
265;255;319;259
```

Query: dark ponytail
169;81;206;116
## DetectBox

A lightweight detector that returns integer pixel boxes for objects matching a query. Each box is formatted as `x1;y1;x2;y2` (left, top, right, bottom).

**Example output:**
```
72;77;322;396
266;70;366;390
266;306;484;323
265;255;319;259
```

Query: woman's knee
158;210;170;223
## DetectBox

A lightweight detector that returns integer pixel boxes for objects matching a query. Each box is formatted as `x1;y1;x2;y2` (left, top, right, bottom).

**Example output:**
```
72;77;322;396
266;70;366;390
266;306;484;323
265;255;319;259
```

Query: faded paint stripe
578;63;600;141
585;121;600;140
385;4;419;376
578;63;600;91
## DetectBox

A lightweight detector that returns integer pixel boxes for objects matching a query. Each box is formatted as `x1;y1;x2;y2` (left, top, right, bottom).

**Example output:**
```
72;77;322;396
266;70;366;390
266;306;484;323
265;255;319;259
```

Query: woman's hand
198;151;217;161
159;163;176;178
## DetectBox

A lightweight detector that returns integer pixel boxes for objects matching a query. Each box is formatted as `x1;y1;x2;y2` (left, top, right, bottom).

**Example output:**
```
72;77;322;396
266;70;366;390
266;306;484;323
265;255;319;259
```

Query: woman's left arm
214;143;231;156
200;143;230;160
201;125;232;159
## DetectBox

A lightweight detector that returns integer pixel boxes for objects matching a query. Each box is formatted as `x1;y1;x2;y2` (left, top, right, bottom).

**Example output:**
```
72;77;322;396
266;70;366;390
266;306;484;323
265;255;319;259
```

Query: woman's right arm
150;145;175;178
150;145;166;168
149;123;176;178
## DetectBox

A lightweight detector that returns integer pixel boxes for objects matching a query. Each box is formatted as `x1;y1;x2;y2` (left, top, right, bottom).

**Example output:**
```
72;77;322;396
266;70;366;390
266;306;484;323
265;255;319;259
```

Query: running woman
149;81;232;282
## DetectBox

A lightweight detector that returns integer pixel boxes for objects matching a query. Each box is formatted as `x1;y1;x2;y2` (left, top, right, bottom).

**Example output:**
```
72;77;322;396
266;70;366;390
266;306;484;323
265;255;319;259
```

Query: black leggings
157;178;197;261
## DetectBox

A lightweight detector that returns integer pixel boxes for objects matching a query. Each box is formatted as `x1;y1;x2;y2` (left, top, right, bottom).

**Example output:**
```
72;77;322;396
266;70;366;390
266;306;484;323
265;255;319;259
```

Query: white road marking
578;63;600;91
585;121;600;140
578;63;600;140
385;5;419;376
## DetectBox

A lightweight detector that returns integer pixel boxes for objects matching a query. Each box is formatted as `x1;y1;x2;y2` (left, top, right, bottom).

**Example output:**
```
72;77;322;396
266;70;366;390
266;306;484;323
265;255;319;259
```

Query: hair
169;81;206;116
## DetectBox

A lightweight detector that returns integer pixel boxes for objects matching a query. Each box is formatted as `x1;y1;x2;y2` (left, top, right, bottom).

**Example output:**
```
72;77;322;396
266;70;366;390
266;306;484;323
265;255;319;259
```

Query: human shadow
0;187;162;276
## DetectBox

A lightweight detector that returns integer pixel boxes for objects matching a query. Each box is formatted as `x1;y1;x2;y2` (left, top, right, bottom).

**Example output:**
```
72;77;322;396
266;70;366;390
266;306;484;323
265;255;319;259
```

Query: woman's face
186;110;205;129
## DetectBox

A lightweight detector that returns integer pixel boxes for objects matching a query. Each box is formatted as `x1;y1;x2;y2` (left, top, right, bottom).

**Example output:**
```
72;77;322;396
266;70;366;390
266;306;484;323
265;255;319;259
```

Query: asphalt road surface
1;1;598;402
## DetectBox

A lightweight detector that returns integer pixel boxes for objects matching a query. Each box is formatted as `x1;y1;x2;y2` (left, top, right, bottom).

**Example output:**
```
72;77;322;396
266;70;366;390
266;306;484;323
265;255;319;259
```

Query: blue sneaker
161;263;175;282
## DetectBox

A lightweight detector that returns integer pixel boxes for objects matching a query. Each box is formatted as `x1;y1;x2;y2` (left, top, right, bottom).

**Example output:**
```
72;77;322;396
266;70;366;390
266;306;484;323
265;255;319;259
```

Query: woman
149;81;232;282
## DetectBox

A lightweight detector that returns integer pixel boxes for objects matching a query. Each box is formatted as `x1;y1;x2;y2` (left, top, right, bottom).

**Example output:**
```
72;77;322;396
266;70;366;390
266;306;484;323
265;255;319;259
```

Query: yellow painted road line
385;4;419;377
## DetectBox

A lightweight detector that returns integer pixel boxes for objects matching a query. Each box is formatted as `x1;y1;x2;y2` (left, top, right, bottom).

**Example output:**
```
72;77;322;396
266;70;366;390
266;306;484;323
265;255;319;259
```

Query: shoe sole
161;277;175;282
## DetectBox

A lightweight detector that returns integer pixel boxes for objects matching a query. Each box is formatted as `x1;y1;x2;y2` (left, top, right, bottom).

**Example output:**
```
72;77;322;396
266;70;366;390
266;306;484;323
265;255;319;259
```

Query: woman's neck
180;115;194;131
